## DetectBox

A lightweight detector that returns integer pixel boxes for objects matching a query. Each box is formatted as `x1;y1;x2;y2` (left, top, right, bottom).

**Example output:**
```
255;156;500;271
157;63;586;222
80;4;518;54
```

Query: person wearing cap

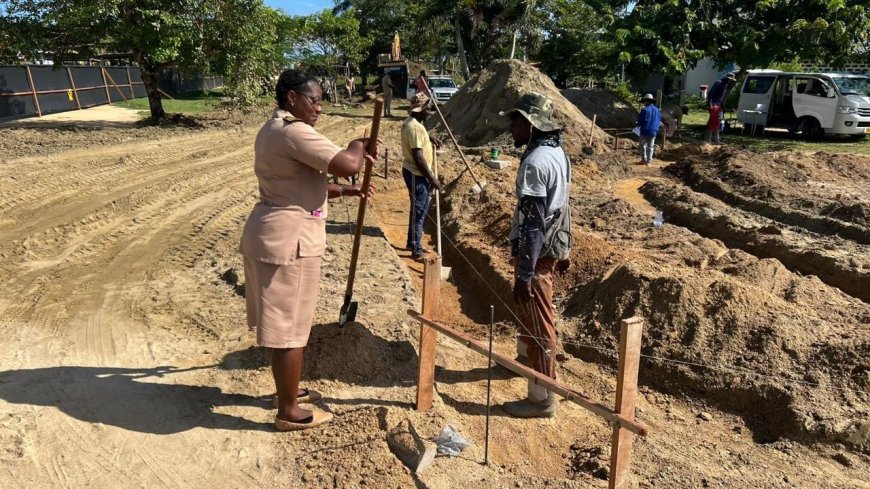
635;93;662;165
704;72;737;144
401;92;442;260
500;92;572;418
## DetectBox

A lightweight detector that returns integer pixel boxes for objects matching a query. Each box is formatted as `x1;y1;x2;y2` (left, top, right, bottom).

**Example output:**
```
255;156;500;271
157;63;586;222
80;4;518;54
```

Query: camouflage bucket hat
499;92;561;132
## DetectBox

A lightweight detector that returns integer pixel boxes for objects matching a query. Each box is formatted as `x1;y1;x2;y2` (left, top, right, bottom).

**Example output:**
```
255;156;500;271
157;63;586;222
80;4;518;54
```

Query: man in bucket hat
635;93;661;164
499;92;572;418
401;93;442;260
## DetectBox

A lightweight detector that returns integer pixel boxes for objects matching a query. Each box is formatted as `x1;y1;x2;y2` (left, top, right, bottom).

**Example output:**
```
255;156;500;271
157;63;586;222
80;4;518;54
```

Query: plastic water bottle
653;210;664;227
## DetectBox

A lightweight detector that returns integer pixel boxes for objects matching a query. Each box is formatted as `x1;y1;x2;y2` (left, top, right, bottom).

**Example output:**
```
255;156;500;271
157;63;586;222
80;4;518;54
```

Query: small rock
387;419;437;474
485;159;511;170
699;412;714;422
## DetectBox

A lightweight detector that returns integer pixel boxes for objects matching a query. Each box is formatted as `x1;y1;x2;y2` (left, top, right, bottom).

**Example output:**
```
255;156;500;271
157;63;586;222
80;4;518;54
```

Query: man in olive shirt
401;93;442;260
381;72;393;117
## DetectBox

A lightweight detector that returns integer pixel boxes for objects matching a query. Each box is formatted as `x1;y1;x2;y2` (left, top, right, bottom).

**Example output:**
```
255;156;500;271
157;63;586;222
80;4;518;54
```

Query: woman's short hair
275;69;318;109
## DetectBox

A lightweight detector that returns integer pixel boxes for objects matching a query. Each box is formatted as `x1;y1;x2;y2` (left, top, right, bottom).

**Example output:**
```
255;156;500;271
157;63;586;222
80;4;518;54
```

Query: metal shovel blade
338;295;358;327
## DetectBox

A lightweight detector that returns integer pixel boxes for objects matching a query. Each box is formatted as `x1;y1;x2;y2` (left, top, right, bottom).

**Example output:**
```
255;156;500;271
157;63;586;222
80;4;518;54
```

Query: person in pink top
414;70;428;94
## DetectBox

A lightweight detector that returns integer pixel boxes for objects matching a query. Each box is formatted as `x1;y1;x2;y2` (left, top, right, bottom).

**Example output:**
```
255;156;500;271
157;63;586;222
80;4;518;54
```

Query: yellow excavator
378;32;411;99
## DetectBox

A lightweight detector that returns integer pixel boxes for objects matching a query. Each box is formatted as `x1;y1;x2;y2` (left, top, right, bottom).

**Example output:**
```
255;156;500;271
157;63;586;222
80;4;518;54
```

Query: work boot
713;132;723;145
502;390;557;418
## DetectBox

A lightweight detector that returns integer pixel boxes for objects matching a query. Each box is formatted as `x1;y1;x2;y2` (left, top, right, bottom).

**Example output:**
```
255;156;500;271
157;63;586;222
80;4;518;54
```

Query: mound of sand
428;59;611;155
561;88;638;129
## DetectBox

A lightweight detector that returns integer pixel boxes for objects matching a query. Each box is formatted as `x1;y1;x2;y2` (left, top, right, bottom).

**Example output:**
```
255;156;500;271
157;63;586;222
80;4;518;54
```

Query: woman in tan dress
240;69;375;431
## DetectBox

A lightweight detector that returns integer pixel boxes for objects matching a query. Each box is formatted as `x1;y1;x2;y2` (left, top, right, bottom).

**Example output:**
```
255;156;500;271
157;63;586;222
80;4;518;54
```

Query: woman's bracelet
338;185;344;196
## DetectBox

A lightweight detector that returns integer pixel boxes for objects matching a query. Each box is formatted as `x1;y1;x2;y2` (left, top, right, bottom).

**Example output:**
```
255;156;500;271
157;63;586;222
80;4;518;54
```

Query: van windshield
831;76;870;96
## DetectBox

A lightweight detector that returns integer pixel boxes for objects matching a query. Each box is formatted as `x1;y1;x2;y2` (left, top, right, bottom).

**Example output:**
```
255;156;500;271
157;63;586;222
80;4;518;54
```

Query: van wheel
801;117;824;140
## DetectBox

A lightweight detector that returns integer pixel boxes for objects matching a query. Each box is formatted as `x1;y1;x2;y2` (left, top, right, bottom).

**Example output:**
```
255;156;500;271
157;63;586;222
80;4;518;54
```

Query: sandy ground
1;105;146;127
1;107;868;488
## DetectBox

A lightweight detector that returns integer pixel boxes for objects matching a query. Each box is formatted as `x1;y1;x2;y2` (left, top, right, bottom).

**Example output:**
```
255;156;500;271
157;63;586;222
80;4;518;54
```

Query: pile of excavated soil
427;59;612;156
561;88;638;129
557;184;870;450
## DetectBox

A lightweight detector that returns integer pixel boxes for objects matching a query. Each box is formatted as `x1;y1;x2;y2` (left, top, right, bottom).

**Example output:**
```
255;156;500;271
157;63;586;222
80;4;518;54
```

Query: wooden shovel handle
345;99;383;298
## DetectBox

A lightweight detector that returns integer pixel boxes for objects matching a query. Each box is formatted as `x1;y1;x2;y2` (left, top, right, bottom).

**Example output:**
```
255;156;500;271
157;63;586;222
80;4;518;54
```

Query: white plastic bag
631;126;641;137
432;424;471;456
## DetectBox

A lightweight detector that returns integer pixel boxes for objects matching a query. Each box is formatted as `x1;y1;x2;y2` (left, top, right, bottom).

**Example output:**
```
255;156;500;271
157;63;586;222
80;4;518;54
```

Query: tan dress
239;109;340;348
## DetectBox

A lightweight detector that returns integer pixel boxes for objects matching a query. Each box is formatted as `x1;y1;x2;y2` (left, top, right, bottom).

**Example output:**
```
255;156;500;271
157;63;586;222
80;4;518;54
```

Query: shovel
422;78;486;193
432;150;452;280
339;99;383;327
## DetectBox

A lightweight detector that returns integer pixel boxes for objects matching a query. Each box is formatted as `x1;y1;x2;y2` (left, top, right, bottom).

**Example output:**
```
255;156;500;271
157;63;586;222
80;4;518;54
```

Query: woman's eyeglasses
295;91;322;108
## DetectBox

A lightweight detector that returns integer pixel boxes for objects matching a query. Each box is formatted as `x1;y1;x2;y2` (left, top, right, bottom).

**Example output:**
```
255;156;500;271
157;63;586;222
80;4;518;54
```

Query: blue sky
265;0;333;16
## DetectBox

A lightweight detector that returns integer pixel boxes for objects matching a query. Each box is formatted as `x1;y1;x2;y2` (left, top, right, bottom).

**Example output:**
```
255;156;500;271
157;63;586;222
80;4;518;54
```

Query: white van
736;70;870;138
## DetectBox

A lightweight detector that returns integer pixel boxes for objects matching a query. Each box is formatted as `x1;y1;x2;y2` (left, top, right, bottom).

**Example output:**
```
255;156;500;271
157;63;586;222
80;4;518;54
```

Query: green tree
1;0;287;123
208;1;286;107
332;0;428;83
612;0;870;78
537;0;617;86
2;0;213;123
286;9;371;78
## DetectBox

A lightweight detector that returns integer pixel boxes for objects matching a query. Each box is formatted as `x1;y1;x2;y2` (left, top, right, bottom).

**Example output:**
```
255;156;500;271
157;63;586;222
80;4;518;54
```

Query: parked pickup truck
406;75;459;104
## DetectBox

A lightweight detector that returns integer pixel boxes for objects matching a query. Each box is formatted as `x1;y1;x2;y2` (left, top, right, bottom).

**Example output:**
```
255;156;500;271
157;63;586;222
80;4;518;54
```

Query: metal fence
0;64;224;120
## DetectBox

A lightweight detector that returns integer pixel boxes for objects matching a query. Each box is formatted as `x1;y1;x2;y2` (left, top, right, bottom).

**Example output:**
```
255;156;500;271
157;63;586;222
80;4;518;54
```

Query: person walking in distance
499;93;572;418
704;72;737;145
401;93;442;260
239;69;377;431
345;73;355;101
381;72;393;117
635;93;661;165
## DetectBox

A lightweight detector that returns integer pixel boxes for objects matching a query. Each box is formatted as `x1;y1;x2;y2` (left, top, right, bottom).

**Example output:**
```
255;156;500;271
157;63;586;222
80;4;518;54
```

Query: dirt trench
429;139;870;453
665;152;870;245
640;179;870;302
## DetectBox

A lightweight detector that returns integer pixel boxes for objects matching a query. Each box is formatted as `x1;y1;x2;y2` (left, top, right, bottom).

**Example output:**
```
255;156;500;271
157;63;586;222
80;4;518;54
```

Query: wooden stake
100;66;112;105
66;67;81;110
609;317;644;489
415;256;441;411
25;66;42;117
408;310;649;436
588;114;597;146
678;89;685;138
126;67;135;98
102;68;128;102
157;88;175;100
384;148;389;179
